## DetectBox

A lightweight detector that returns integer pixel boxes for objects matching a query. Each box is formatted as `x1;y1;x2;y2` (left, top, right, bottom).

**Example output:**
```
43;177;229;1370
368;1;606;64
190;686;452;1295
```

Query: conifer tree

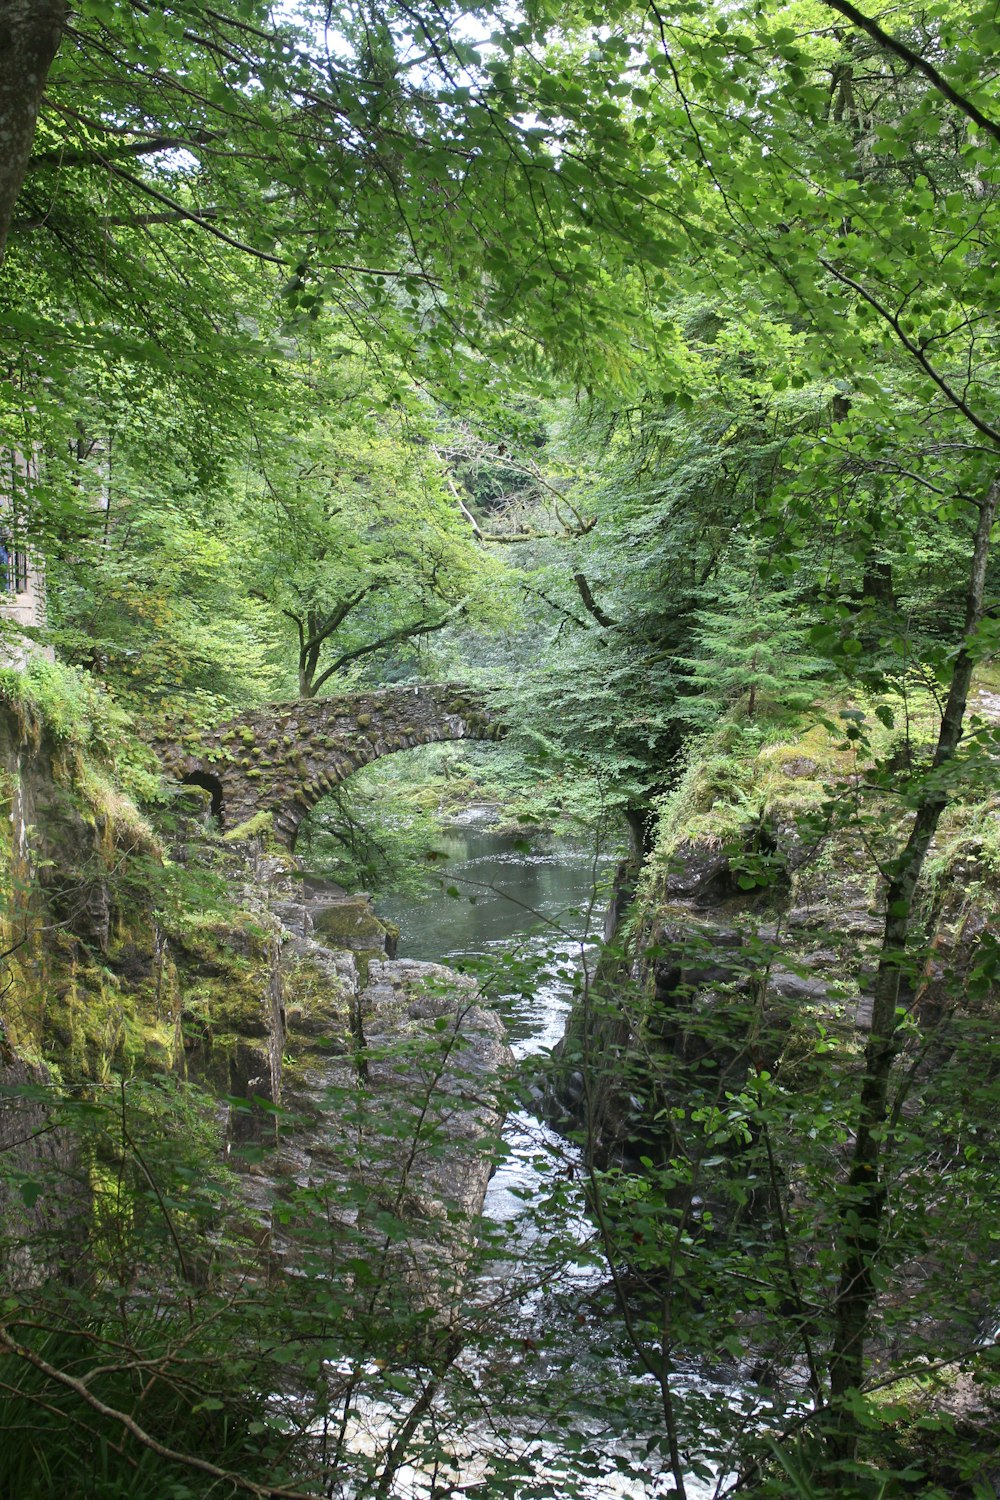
674;537;827;730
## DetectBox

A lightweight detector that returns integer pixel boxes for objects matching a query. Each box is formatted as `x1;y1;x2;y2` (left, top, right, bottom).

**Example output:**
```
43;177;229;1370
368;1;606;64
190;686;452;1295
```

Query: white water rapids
327;827;740;1498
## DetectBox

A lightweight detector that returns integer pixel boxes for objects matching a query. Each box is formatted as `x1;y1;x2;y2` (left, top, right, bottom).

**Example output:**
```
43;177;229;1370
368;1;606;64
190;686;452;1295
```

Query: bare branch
102;162;286;265
573;571;617;627
0;1326;319;1500
27;133;216;170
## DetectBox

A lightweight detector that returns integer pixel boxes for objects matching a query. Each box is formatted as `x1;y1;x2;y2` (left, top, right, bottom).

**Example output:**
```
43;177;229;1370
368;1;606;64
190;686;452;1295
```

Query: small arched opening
179;770;225;823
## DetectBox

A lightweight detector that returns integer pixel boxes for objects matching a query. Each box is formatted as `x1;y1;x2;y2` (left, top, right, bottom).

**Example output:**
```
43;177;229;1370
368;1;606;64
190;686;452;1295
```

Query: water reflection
377;826;612;968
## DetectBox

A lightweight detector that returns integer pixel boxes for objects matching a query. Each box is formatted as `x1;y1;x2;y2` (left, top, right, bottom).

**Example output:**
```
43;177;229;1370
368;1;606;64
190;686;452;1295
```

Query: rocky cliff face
544;718;1000;1489
549;721;1000;1170
233;861;511;1306
0;696;512;1308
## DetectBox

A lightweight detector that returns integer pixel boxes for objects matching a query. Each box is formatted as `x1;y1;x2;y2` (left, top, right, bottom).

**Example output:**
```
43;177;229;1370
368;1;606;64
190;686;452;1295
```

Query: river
375;823;734;1499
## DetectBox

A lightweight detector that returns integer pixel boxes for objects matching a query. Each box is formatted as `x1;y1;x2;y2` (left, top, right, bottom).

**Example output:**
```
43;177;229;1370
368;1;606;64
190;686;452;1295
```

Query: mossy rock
173;922;278;1087
176;783;214;815
42;961;160;1080
239;728;256;745
224;810;276;844
356;714;371;728
312;899;395;957
282;956;351;1048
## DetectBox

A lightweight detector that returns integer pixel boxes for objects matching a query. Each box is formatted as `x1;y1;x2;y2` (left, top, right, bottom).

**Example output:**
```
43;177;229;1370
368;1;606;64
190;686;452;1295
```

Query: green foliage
0;1322;274;1500
0;657;161;803
237;366;516;698
0;656;108;743
296;757;456;894
673;536;830;730
0;1077;287;1499
2;0;1000;1491
550;856;1000;1492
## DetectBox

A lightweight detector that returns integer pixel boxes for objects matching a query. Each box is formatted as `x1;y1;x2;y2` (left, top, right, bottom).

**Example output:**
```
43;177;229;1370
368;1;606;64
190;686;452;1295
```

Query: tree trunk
299;612;323;697
0;0;67;262
861;553;895;608
298;658;318;698
826;475;999;1467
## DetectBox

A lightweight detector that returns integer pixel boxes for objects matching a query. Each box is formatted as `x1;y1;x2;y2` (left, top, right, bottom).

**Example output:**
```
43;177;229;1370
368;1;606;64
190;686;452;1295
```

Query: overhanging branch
818;257;1000;449
310;610;458;694
820;0;1000;147
27;132;217;170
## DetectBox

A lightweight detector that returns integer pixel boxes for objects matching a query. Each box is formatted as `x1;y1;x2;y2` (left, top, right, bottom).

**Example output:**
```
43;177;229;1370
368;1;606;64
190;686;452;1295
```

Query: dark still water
377;823;615;1055
377;823;611;959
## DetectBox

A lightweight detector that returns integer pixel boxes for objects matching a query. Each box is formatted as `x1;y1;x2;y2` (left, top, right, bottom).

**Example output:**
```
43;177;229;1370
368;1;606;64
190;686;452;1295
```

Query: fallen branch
0;1325;320;1499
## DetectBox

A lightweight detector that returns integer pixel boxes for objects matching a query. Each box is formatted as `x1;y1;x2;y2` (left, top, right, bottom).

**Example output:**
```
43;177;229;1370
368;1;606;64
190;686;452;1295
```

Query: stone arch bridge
155;685;501;849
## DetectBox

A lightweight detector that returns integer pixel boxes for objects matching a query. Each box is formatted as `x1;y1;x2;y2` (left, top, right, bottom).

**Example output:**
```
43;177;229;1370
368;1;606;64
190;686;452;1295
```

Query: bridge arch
179;769;225;820
154;685;501;849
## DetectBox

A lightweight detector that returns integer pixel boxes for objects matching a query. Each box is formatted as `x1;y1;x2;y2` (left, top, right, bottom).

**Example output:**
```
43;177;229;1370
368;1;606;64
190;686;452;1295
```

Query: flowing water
375;822;734;1499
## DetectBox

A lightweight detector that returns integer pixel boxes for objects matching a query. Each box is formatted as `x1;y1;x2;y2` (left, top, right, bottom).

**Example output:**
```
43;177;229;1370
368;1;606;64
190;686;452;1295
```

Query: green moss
223;810;276;844
0;706;291;1096
169;914;279;1087
280;954;351;1064
926;793;1000;891
239;728;256;745
649;714;865;872
36;946;183;1082
312;900;394;958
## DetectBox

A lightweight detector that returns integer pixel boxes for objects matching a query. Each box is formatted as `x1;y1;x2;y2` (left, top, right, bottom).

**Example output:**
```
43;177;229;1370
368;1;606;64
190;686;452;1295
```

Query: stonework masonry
153;684;501;848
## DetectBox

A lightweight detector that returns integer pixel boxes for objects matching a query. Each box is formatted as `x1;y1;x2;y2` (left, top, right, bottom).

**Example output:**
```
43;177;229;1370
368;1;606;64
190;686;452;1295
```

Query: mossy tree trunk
825;473;1000;1469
